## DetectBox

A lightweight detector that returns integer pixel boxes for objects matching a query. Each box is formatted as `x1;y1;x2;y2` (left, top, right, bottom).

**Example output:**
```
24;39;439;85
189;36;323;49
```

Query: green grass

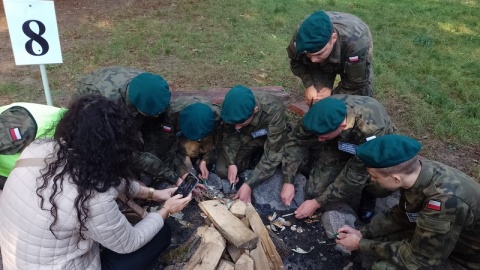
5;0;480;145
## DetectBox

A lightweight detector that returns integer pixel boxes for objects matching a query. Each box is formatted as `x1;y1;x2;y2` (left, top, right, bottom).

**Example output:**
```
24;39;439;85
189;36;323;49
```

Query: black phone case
173;173;199;197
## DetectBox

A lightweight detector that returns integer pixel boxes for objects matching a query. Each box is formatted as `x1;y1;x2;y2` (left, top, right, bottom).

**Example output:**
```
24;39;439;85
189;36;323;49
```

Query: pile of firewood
163;199;284;270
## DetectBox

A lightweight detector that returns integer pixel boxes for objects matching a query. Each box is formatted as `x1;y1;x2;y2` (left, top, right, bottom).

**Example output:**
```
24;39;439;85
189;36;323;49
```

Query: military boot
358;190;377;223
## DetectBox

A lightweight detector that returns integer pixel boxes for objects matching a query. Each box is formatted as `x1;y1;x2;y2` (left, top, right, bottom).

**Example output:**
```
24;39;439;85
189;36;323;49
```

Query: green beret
221;85;255;124
302;97;346;135
127;73;171;116
356;135;422;168
179;103;215;141
296;11;333;54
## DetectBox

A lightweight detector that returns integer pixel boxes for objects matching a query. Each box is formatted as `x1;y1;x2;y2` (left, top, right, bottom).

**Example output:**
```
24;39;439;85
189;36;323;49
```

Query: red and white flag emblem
9;128;22;141
348;56;359;62
427;200;441;211
162;125;172;132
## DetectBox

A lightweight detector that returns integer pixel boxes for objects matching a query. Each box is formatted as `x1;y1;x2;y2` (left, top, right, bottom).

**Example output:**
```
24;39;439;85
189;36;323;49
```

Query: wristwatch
147;187;154;201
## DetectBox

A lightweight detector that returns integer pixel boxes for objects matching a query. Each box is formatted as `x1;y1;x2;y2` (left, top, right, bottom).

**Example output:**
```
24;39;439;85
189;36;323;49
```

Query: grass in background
3;0;480;145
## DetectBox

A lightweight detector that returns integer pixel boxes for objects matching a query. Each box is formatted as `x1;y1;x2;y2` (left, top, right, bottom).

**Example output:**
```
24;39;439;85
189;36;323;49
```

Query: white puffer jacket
0;141;165;269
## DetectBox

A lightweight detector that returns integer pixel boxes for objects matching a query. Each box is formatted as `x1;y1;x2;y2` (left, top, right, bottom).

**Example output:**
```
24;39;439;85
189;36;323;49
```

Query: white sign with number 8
3;0;63;65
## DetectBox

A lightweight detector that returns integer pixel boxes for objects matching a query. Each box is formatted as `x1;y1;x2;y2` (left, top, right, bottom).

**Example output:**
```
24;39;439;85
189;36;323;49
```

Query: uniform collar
407;160;432;191
249;96;262;127
326;29;342;64
123;84;140;117
337;107;356;138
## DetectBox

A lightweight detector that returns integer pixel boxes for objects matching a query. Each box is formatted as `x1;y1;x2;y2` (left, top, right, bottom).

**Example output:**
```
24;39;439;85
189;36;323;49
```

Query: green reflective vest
0;103;66;177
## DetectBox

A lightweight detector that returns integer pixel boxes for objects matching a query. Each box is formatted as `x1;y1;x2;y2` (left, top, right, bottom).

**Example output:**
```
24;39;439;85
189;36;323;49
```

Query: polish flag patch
9;128;22;141
427;200;441;211
162;125;172;132
348;56;359;62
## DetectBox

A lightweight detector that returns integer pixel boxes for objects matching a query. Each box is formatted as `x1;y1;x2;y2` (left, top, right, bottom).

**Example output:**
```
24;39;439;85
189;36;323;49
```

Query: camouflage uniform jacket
360;160;480;269
287;11;373;96
160;96;222;177
222;92;287;186
73;66;178;184
282;94;397;204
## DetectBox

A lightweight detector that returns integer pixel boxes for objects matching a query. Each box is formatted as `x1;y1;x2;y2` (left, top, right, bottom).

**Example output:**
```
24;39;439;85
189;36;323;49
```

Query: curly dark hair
36;94;138;240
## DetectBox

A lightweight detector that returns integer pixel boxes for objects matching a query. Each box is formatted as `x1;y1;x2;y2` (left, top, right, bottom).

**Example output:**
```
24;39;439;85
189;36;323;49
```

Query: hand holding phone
173;173;199;197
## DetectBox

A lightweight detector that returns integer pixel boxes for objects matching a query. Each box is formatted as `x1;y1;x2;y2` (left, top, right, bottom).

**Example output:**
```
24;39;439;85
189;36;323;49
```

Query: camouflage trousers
304;140;391;201
215;137;266;179
369;228;462;270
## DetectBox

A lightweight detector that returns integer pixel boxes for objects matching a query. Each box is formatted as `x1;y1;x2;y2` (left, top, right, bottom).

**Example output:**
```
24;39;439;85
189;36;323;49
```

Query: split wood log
217;260;235;270
234;253;254;270
226;243;243;262
249;239;271;270
199;200;258;250
184;226;226;270
229;200;247;218
246;203;284;270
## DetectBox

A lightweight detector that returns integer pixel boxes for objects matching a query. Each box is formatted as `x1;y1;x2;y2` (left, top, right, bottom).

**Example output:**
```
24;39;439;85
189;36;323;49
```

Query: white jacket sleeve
84;191;164;254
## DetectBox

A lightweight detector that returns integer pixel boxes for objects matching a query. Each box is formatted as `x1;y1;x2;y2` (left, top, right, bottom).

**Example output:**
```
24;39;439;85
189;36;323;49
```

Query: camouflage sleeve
282;119;316;184
287;34;314;88
359;195;470;269
315;155;368;204
173;151;189;178
201;125;222;165
334;30;373;95
132;151;179;185
315;128;388;205
247;107;288;186
360;203;414;239
221;124;242;167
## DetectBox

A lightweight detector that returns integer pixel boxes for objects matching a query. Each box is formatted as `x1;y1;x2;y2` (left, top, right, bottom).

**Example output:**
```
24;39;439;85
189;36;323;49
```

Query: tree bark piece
199;200;258;250
184;226;226;270
245;203;284;270
171;86;290;106
234;253;254;270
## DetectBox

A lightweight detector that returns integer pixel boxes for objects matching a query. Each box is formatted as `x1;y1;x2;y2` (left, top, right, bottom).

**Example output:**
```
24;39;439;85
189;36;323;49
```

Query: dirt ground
0;1;479;269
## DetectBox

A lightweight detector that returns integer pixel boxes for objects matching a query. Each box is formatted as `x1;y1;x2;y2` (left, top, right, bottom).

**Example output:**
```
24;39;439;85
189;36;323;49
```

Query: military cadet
72;66;186;186
217;85;288;203
282;95;397;222
161;96;222;181
0;103;66;189
336;135;480;270
287;11;374;106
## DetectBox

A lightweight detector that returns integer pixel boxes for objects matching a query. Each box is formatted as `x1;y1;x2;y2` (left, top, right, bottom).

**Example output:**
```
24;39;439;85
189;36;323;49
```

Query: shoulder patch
426;200;441;211
9;128;22;141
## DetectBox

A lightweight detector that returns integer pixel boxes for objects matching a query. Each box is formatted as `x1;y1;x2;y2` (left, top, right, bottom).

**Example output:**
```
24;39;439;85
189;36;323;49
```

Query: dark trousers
101;223;171;270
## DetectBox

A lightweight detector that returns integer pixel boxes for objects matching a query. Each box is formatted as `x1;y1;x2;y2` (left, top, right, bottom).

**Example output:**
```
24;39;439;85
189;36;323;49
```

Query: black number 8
22;20;49;56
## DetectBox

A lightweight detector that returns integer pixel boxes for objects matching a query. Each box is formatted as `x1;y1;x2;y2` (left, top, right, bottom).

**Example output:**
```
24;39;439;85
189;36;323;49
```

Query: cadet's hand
233;183;252;203
337;225;362;238
336;225;362;251
154;187;178;201
227;165;239;184
175;173;189;187
281;183;295;206
199;160;209;180
192;183;207;196
294;199;320;219
161;193;192;216
304;86;318;107
316;87;332;100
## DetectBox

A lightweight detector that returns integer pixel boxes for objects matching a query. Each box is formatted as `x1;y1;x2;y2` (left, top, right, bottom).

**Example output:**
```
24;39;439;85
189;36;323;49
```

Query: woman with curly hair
0;95;191;269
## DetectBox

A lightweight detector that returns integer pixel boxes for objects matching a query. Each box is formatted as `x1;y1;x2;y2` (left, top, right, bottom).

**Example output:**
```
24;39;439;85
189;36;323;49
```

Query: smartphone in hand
173;173;199;197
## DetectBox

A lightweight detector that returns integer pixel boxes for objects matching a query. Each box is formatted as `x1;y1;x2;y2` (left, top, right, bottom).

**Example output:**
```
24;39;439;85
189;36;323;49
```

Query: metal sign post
3;0;63;106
